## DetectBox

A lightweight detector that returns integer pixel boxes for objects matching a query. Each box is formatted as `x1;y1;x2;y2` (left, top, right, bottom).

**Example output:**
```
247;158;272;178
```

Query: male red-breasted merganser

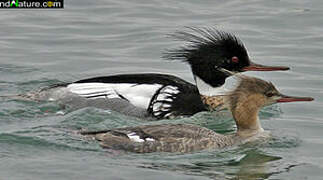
24;28;289;119
81;75;313;153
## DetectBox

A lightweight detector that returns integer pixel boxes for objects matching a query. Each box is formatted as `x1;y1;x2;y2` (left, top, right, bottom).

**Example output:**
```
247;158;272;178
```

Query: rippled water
1;0;323;179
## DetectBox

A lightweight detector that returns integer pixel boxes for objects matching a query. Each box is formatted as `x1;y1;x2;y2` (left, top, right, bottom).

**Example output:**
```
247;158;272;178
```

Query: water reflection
138;148;300;180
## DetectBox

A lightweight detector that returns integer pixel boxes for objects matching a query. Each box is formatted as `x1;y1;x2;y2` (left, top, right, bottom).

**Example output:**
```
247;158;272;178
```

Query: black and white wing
67;73;182;109
66;82;162;109
148;84;206;119
66;73;206;118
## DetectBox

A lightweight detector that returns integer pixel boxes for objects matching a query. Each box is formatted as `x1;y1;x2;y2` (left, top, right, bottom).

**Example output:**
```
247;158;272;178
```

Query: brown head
225;75;314;136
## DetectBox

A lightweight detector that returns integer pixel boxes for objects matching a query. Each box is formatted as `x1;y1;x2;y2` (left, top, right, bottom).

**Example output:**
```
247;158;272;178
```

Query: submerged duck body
82;124;238;153
29;73;205;119
26;27;290;119
81;75;313;153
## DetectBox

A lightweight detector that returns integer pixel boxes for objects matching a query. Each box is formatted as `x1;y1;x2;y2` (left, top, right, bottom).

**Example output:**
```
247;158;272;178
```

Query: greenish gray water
0;0;323;179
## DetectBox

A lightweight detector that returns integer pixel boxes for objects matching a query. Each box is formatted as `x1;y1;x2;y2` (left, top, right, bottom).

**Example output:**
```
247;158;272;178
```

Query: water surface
0;0;323;179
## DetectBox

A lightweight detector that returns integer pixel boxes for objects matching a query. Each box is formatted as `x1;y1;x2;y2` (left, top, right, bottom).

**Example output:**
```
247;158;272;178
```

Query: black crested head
163;27;250;87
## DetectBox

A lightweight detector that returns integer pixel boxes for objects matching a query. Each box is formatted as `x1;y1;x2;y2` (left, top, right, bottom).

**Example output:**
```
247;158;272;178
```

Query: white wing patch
150;85;180;118
127;132;155;142
67;83;162;109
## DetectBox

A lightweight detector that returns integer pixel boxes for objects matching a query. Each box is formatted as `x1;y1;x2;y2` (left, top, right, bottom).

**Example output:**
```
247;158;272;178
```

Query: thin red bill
243;62;290;71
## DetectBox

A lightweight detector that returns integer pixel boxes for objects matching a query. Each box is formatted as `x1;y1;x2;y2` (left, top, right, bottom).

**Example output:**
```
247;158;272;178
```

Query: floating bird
20;28;289;119
81;75;313;153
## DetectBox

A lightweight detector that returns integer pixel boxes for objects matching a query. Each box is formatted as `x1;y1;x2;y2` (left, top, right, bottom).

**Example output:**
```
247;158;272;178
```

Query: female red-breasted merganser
81;75;313;153
25;28;289;119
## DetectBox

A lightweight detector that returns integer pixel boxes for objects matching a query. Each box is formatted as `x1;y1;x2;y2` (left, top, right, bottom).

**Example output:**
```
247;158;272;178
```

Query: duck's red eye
232;56;239;63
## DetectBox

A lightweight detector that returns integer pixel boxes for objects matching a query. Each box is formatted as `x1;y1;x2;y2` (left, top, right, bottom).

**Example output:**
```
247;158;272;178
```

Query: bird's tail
0;93;38;101
0;83;68;102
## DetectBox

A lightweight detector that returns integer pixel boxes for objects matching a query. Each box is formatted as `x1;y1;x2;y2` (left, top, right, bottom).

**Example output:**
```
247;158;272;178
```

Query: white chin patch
195;75;239;96
66;83;162;109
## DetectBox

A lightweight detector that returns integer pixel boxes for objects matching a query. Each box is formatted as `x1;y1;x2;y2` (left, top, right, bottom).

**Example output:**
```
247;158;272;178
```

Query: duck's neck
232;94;265;138
195;76;226;96
194;72;237;97
236;116;264;138
196;75;238;111
191;65;229;92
